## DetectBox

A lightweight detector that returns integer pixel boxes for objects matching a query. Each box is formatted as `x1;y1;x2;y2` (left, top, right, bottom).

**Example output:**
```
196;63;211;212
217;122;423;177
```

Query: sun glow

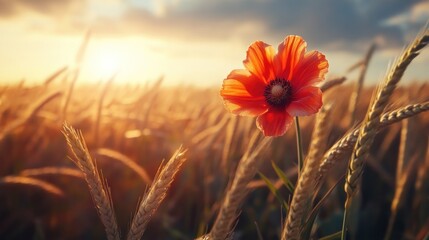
95;54;122;77
80;38;165;84
88;49;123;79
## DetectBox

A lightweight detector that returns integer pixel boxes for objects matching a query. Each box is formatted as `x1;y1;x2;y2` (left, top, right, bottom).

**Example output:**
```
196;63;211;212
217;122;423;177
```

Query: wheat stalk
43;66;68;86
95;148;152;185
20;167;84;179
347;43;376;127
94;75;115;146
62;123;120;240
127;146;187;240
320;77;347;92
0;91;62;141
342;27;429;238
384;117;417;240
317;101;429;183
0;176;64;196
206;133;272;240
282;105;332;240
61;31;90;121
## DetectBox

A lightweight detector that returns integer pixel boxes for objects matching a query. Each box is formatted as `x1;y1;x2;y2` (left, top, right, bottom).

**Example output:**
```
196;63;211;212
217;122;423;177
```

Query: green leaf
271;161;295;193
258;172;289;212
301;175;345;240
319;231;342;240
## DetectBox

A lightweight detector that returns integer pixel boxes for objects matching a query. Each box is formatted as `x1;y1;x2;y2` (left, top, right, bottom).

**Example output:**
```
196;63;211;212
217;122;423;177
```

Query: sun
91;51;122;79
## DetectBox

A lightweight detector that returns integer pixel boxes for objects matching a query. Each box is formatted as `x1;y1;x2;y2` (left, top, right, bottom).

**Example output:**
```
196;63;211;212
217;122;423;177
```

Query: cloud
1;0;426;52
0;0;86;18
88;0;423;51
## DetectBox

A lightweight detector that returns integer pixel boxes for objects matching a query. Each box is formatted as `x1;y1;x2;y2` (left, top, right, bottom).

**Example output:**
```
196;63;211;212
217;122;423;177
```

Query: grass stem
341;205;349;240
294;117;304;176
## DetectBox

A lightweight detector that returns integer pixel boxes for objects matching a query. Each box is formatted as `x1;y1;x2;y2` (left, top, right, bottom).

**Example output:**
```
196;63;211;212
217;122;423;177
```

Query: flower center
264;78;292;108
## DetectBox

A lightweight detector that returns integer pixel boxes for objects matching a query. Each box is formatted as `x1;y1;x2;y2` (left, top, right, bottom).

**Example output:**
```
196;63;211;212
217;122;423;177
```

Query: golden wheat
282;105;332;240
127;147;187;240
206;133;271;240
317;101;429;183
62;123;121;240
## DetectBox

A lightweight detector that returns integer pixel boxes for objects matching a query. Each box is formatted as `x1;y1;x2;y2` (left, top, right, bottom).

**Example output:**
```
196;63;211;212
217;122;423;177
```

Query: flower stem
294;117;304;176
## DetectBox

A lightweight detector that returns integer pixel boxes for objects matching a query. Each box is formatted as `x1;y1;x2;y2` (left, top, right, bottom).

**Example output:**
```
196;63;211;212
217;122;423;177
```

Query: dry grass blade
347;43;376;127
317;101;429;184
207;134;272;240
95;148;152;185
62;123;120;240
127;146;187;240
61;31;91;121
346;60;364;73
0;91;62;141
320;77;347;92
345;28;429;206
221;116;238;170
20;167;84;179
384;114;422;240
94;75;115;146
0;176;64;196
140;77;163;129
75;30;91;67
282;105;332;240
191;115;229;145
43;66;68;86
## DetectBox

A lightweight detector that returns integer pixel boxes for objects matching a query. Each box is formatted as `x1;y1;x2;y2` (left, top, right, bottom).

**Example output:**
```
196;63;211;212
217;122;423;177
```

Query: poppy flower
220;35;328;137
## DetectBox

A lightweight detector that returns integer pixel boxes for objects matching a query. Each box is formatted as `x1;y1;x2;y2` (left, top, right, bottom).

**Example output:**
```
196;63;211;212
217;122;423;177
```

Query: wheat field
0;27;428;240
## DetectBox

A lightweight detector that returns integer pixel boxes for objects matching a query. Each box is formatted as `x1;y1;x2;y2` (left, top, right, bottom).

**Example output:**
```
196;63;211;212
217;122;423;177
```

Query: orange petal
291;50;328;90
274;35;307;80
243;41;276;83
220;70;267;116
286;86;322;116
256;110;293;137
226;69;266;96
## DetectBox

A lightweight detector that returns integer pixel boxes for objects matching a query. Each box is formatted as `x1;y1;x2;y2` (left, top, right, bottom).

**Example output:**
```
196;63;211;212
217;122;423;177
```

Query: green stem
341;206;348;240
294;117;304;176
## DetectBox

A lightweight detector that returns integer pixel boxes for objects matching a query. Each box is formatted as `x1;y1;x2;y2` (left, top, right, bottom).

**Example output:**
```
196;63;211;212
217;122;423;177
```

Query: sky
0;0;428;87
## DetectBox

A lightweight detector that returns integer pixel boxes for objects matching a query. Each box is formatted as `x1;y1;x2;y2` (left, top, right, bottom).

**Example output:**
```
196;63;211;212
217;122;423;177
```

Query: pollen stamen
264;78;292;108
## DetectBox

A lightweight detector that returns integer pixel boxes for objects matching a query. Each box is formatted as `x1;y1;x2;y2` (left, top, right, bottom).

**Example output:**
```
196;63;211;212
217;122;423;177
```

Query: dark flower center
264;78;292;108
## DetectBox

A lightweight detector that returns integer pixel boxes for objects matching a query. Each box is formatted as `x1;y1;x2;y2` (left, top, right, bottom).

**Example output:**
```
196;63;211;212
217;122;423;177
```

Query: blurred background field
0;74;428;239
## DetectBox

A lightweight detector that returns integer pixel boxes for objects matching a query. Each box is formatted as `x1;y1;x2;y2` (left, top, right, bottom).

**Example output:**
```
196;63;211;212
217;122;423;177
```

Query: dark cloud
1;0;425;52
87;0;423;51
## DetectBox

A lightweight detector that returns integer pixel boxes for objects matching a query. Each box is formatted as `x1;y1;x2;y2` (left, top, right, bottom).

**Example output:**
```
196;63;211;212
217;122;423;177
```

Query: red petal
256;110;293;137
220;69;267;116
274;35;307;80
243;41;276;83
286;86;323;116
291;50;328;90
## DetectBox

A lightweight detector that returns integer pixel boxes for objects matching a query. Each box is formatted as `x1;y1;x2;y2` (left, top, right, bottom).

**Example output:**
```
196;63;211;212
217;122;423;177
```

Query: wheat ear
317;101;429;184
127;147;187;240
62;123;120;240
207;134;272;240
282;105;332;240
345;28;429;206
